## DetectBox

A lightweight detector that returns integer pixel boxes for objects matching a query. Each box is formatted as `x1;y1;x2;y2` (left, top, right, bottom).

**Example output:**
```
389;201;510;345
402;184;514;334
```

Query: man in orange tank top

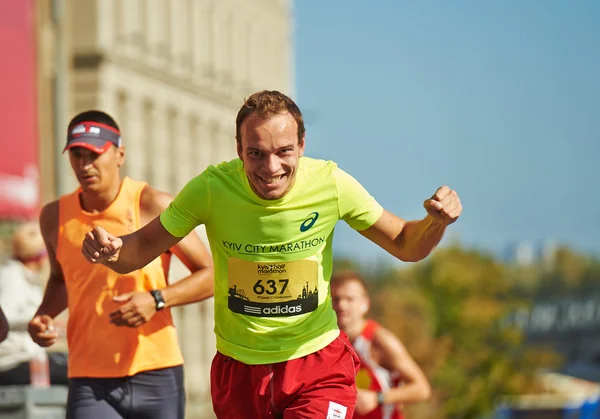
331;271;431;419
27;110;214;419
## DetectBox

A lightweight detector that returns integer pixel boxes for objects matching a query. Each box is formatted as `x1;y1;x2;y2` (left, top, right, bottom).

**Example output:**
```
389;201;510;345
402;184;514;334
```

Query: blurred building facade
34;0;294;417
502;240;559;267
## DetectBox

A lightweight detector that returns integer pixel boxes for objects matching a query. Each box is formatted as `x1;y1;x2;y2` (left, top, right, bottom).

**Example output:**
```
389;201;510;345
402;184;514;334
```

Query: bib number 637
253;279;289;295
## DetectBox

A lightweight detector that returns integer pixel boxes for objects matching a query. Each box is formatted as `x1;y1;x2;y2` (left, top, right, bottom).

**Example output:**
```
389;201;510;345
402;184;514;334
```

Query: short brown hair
330;270;370;296
235;90;305;144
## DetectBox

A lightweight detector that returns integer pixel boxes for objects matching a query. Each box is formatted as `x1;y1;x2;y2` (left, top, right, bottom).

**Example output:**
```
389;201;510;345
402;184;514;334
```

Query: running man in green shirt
81;90;462;419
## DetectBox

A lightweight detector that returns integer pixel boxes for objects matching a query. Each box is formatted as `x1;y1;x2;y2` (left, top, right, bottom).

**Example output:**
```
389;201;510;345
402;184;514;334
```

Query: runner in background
0;222;68;386
331;270;431;419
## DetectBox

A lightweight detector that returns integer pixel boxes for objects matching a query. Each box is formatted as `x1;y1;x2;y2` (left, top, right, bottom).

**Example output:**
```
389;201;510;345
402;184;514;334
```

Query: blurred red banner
0;0;39;219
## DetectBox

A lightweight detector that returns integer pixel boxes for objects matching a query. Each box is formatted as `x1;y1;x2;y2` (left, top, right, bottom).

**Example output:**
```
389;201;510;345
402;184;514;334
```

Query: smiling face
237;112;305;200
68;145;124;194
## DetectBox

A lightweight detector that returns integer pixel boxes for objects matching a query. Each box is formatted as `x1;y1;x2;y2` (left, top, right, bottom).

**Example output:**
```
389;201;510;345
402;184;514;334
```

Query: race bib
228;257;319;317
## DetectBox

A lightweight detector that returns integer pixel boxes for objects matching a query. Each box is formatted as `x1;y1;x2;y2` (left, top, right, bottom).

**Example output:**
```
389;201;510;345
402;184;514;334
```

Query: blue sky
293;1;600;264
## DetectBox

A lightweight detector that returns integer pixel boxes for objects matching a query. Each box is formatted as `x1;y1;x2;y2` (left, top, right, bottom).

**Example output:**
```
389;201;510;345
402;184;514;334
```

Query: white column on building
282;18;294;92
156;104;171;193
163;0;172;61
222;10;234;90
116;90;127;124
169;0;187;74
112;0;123;45
209;120;222;164
242;21;253;95
247;25;259;92
141;100;152;185
211;3;225;90
143;99;170;189
146;0;165;66
170;108;193;192
190;0;204;83
196;116;213;169
259;28;269;89
231;13;247;96
138;0;149;53
164;106;177;194
278;27;288;91
121;0;141;58
189;115;205;175
96;0;115;50
250;21;260;89
267;34;276;90
205;0;217;83
122;93;145;181
98;83;118;121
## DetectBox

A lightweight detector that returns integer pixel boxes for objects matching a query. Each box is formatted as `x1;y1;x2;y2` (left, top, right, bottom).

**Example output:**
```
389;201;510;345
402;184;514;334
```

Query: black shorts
66;365;185;419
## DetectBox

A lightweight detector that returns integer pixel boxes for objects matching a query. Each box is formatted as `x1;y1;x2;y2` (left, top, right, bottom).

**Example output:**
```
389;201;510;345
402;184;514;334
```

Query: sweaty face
68;146;124;193
237;112;305;200
331;280;369;331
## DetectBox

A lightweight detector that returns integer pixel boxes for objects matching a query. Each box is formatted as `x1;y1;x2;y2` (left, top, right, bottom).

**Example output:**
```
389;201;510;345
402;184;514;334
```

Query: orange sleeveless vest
56;177;184;378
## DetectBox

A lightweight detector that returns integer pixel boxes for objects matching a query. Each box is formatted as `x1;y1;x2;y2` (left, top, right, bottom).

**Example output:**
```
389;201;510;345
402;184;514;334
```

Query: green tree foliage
509;246;600;299
342;245;563;419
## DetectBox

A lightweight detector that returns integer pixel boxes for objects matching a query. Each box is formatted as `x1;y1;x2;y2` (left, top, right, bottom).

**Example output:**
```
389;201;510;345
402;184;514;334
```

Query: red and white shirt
353;320;403;419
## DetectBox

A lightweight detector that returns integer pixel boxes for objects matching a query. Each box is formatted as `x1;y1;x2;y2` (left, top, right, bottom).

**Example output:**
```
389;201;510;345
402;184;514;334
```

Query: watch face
157;301;165;309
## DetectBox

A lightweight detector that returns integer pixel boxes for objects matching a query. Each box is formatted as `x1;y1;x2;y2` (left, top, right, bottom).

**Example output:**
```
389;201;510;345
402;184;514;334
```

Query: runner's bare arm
35;202;68;318
29;202;68;347
108;187;213;327
140;187;214;306
82;215;181;274
360;186;461;262
374;327;431;404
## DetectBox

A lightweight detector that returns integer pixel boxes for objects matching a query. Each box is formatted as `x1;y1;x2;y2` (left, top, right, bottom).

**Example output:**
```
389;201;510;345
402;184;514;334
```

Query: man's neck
343;318;368;343
79;178;122;213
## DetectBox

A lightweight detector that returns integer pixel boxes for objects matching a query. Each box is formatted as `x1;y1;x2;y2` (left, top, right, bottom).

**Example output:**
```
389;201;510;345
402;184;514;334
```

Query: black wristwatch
377;391;385;406
149;290;165;311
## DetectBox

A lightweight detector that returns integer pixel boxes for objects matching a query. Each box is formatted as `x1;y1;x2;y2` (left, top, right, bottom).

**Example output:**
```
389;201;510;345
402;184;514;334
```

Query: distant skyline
293;1;600;264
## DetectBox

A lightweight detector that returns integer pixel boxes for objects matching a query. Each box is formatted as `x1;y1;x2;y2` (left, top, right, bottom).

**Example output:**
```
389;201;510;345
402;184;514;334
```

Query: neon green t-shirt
160;157;383;364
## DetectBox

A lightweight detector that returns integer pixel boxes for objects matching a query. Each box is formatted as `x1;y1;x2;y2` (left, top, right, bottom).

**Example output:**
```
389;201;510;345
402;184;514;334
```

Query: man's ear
298;134;306;157
116;146;125;167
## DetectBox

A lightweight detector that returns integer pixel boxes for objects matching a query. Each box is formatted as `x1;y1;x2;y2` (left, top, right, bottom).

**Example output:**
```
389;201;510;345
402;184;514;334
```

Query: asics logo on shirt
300;212;319;232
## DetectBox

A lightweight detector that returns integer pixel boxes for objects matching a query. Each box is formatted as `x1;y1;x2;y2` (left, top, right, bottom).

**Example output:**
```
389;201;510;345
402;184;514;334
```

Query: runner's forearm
35;275;68;319
161;267;214;307
108;225;181;274
106;232;149;273
383;382;431;404
395;215;446;262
